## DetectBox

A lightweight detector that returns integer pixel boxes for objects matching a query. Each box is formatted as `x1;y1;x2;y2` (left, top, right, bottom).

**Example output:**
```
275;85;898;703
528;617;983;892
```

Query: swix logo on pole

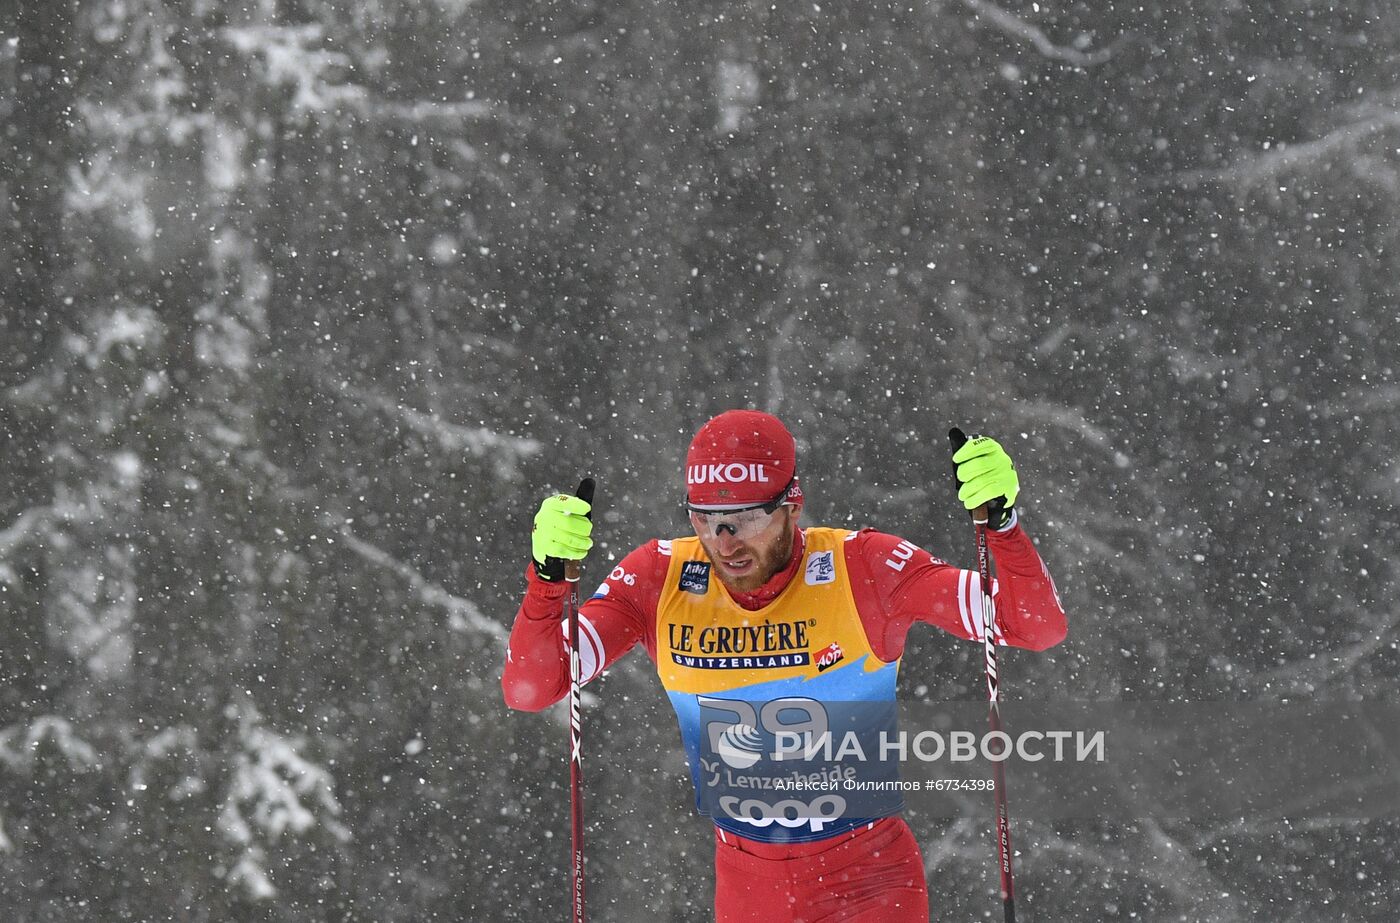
570;646;583;764
687;463;772;485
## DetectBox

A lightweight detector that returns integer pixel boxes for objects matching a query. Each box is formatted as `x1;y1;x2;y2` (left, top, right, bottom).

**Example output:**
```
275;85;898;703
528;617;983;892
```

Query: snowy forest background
3;0;1398;919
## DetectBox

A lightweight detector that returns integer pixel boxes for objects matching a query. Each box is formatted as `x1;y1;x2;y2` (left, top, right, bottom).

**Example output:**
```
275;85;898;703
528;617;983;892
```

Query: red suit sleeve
501;541;667;712
844;513;1067;662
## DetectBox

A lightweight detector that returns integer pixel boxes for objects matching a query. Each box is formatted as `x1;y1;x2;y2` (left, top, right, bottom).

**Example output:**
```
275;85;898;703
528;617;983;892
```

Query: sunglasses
685;479;795;540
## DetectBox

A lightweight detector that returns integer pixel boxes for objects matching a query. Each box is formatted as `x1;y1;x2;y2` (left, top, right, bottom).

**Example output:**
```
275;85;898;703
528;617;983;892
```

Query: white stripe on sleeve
962;571;1007;645
957;569;976;639
560;614;605;684
580;614;606;682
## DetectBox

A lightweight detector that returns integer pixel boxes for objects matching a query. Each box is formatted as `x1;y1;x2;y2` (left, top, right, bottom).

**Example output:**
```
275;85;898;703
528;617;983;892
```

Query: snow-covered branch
1317;383;1400;419
1004;399;1120;457
1194;814;1374;850
344;384;542;476
0;717;99;773
218;702;350;901
326;514;508;644
1245;605;1400;695
222;24;521;130
0;506;52;571
189;438;510;645
960;0;1124;67
1031;823;1247;921
368;99;501;124
1175;111;1400;188
222;24;364;115
1140;818;1249;922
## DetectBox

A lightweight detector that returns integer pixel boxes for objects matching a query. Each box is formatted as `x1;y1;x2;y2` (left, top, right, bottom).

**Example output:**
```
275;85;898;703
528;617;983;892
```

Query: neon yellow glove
531;493;593;581
952;434;1020;528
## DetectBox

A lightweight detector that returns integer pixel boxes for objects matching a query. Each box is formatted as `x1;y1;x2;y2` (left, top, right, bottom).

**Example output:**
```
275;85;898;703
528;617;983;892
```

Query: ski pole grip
575;477;595;508
947;428;989;524
565;477;595;583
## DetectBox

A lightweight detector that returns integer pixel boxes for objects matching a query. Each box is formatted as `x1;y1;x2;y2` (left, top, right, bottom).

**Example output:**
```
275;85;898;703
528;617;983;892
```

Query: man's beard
707;523;795;593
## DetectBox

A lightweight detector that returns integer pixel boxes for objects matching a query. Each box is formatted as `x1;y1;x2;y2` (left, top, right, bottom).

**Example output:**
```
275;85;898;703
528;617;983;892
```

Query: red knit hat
685;410;802;509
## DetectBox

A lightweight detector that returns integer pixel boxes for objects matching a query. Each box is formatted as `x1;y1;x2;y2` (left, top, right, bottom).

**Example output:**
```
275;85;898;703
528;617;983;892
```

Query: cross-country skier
502;410;1067;921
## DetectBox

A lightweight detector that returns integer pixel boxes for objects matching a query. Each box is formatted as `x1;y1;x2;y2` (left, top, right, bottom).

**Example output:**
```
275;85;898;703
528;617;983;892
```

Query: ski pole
565;477;595;923
949;429;1017;923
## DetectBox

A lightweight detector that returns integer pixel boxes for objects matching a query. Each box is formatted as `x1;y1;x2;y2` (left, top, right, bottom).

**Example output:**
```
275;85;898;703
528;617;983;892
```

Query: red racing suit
502;511;1066;920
